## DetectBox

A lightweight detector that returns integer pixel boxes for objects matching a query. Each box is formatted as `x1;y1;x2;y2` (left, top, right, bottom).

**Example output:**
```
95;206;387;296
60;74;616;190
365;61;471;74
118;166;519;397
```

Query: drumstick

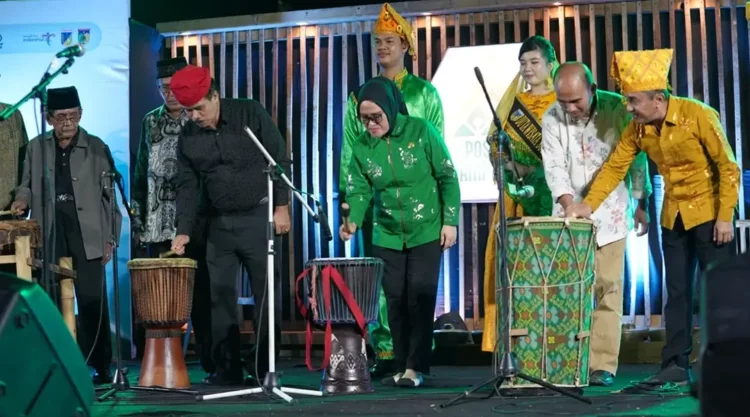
159;250;177;258
340;203;354;233
0;210;14;217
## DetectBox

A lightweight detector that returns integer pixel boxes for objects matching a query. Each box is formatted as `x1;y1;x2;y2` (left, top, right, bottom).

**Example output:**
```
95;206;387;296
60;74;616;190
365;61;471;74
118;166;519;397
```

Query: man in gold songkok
567;48;740;386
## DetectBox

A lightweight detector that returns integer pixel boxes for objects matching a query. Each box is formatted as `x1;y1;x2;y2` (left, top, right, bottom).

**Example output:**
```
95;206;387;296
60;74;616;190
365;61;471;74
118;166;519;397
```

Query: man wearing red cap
169;65;291;386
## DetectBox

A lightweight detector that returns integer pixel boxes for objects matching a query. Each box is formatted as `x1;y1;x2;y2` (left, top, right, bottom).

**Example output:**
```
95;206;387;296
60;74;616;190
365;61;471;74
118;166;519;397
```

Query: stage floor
91;361;699;417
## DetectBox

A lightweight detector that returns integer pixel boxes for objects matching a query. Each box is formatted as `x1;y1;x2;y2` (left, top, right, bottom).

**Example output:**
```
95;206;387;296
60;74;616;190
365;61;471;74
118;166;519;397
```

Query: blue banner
0;0;132;357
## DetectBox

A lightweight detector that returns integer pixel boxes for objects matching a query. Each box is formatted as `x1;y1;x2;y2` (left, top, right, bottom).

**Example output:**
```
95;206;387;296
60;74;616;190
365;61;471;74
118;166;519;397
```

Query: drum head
127;258;197;270
507;216;594;227
306;257;384;268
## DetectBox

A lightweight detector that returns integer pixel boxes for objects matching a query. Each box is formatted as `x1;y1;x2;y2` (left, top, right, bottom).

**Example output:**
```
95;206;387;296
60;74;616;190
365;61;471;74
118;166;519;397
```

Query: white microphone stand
197;127;323;403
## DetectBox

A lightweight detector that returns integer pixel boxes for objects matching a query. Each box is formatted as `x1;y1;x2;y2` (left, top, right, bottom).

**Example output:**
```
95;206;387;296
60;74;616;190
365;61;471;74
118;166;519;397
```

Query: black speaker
0;275;94;417
696;252;750;417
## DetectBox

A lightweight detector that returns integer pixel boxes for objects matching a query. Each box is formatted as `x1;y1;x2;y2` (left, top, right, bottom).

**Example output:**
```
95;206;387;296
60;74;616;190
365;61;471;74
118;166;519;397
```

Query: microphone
474;67;505;139
508;184;535;198
56;44;85;58
315;201;333;242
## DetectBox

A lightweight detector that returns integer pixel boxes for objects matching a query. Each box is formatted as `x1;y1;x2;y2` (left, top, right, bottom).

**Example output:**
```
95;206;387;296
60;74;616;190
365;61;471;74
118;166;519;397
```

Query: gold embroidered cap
373;3;416;59
610;49;673;94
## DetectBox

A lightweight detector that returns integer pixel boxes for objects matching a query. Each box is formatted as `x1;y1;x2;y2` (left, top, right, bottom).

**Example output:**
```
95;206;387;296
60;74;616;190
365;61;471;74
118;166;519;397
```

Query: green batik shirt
340;68;444;193
345;114;460;250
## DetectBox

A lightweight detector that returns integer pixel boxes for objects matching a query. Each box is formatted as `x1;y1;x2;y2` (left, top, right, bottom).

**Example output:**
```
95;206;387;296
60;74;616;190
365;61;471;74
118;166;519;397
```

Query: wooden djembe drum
128;257;196;389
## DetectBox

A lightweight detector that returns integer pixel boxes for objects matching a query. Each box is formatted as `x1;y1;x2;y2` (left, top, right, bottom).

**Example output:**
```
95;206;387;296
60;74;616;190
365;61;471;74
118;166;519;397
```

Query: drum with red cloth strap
296;257;383;395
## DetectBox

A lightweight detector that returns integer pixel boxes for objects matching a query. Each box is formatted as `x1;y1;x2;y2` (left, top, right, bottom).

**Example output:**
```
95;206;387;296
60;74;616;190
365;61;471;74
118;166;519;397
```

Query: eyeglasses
158;84;172;94
51;113;81;124
359;113;384;126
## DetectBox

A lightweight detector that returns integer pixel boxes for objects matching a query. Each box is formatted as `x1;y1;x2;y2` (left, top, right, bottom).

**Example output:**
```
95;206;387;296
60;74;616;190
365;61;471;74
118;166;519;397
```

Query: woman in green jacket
340;77;461;387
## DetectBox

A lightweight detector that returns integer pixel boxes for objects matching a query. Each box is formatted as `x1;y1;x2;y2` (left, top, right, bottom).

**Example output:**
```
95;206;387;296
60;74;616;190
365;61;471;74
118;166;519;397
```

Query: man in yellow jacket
567;49;739;386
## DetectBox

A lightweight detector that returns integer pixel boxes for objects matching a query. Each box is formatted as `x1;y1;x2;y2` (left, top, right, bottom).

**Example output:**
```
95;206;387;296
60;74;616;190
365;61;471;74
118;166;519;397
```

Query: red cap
170;65;212;107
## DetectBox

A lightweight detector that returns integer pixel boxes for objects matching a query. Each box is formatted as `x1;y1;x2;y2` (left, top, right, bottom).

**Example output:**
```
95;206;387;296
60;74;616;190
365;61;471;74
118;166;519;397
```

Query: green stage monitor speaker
0;275;94;417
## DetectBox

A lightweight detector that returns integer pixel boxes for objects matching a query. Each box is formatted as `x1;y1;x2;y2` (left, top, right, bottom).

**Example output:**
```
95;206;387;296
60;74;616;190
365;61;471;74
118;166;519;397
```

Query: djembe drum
296;257;383;395
128;258;196;389
498;217;596;389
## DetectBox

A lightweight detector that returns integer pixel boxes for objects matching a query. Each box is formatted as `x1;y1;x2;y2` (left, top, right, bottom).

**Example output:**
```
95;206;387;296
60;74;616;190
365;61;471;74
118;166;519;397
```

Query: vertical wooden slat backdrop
162;0;749;330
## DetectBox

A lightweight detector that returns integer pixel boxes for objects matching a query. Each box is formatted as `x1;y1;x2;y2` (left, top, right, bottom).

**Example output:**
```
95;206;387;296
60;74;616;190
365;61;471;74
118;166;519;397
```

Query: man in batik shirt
542;62;651;387
339;2;444;377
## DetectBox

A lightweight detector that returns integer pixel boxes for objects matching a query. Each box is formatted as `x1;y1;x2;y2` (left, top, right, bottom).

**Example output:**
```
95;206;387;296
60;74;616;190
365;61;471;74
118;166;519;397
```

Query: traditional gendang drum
128;258;196;389
296;257;383;395
497;217;596;388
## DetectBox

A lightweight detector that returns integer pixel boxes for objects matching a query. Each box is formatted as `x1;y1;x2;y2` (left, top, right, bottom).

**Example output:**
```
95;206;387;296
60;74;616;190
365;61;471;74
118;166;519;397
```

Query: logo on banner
77;28;90;45
22;32;55;45
61;29;73;46
0;23;101;54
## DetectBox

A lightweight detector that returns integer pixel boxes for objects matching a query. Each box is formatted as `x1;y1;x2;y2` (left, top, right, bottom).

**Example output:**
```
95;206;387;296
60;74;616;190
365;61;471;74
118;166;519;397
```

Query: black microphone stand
0;56;77;302
96;149;197;400
440;68;591;408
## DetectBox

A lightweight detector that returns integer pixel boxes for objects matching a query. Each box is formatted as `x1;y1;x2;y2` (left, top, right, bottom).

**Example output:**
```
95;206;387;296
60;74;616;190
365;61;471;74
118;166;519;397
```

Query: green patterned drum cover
498;217;596;388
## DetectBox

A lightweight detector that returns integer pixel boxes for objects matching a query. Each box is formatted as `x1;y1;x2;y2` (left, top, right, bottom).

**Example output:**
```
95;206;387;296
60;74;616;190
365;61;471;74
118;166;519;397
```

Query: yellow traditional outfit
585;49;739;372
481;56;559;353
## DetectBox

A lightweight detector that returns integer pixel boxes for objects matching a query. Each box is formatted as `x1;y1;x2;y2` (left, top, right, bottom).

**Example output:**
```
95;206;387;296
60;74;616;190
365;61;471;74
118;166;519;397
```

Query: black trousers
205;205;282;375
133;237;212;371
373;240;442;374
661;214;735;369
56;200;112;372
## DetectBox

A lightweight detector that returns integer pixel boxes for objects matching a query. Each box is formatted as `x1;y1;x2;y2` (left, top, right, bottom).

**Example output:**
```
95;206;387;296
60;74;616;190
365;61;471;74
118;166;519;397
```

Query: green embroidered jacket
340;68;444;193
345;114;460;250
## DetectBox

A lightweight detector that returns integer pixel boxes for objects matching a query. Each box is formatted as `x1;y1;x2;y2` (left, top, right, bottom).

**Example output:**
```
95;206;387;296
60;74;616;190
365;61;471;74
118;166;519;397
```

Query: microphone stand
96;149;198;400
440;68;591;408
0;56;77;302
197;126;326;403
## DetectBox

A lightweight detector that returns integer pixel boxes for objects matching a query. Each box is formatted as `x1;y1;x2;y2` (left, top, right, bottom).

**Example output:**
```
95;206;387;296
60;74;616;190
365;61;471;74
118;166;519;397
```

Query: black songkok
156;57;188;79
47;86;81;111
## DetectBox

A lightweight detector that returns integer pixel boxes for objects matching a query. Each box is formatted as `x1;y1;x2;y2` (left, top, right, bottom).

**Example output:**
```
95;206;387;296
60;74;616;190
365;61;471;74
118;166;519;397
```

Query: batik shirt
542;90;652;247
131;106;189;243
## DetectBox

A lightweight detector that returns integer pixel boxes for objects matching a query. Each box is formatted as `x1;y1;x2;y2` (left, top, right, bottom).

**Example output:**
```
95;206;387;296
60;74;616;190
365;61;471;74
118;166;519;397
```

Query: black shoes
92;368;112;385
643;363;692;386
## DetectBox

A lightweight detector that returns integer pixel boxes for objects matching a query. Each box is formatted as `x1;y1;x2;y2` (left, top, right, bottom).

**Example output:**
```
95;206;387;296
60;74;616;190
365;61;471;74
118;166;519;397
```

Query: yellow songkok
373;3;416;59
610;49;673;94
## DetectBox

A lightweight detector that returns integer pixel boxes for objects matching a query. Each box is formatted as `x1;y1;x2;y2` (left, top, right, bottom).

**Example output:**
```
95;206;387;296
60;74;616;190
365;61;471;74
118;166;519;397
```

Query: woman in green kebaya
340;77;460;388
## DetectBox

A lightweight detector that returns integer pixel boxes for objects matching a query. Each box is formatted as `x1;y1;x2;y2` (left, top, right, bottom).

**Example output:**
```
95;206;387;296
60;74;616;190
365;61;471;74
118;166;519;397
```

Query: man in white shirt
541;62;652;387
